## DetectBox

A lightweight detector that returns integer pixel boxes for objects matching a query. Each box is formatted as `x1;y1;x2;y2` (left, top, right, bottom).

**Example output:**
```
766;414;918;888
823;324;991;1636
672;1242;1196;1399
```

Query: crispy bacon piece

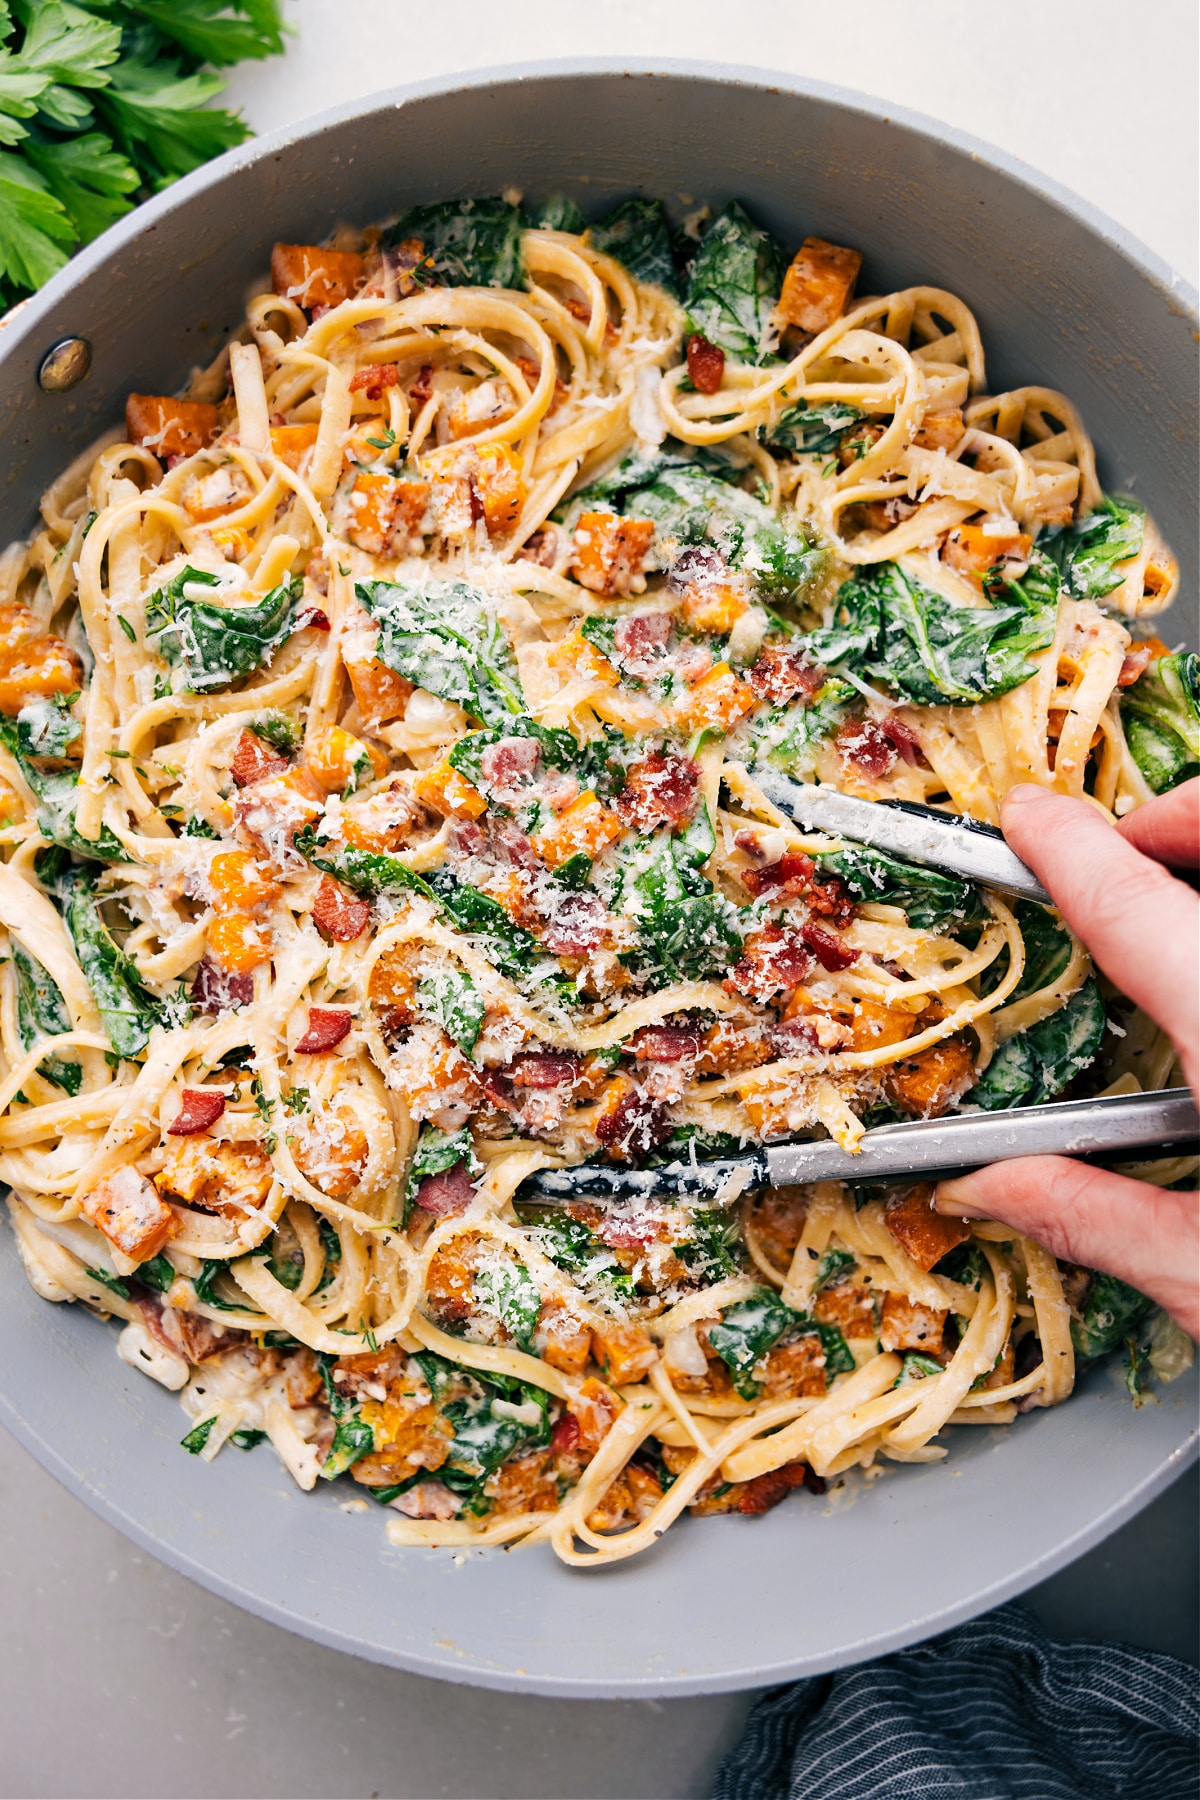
550;1411;582;1456
294;1007;353;1055
885;1184;971;1271
800;921;859;972
480;735;540;801
742;852;816;899
747;643;827;706
594;1080;672;1161
138;1295;242;1364
837;716;895;779
231;729;289;788
686;333;726;394
726;924;814;1002
777;237;862;336
312;875;370;943
81;1166;175;1263
125;394;218;459
271;242;364;309
614;751;698;832
626;1025;703;1063
191;957;253;1015
736;1461;814;1515
408;362;435;409
612;610;672;674
349;362;400;399
413;1160;476;1217
540;890;608;956
1117;643;1159;687
508;1052;581;1089
167;1089;227;1136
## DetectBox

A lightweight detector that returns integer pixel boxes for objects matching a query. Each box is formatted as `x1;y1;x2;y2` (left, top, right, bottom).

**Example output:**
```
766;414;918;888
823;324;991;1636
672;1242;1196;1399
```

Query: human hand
935;779;1200;1339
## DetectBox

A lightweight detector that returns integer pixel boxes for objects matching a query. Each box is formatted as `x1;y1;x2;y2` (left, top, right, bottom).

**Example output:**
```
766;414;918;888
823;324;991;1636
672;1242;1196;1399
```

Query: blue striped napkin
715;1605;1199;1800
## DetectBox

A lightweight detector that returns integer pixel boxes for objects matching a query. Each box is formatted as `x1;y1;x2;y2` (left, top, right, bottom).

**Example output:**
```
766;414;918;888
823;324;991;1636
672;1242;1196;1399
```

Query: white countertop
3;5;1197;1795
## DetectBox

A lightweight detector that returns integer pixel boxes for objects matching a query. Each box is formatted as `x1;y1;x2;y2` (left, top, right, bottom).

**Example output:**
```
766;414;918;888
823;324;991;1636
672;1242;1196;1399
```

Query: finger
1000;786;1199;1088
934;1156;1199;1339
1115;777;1200;869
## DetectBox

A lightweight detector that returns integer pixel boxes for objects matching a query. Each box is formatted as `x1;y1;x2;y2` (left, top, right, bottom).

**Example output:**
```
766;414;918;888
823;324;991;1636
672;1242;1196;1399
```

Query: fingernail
933;1178;987;1219
1001;783;1045;809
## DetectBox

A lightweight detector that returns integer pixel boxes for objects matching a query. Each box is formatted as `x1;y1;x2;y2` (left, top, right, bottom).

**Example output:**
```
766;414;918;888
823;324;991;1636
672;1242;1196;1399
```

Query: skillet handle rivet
38;336;92;393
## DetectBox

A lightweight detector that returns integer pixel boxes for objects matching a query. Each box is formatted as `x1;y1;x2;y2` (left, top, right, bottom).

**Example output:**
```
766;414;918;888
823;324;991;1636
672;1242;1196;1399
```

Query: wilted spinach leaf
473;1258;541;1352
532;193;584;233
750;675;856;778
1040;493;1144;599
356;579;524;728
0;717;125;860
759;401;866;456
968;978;1105;1111
520;1209;634;1300
418;965;484;1058
404;1124;479;1221
145;568;302;692
1070;1270;1154;1361
180;1417;217;1454
707;1286;799;1399
627;820;743;983
683;202;785;363
589;196;678;293
64;874;181;1059
809;559;1057;706
321;1416;376;1479
979;899;1074;1002
1122;653;1199;795
388;195;526;289
424;871;539;977
11;940;81;1094
293;825;432;900
813;840;981;933
13;693;80;757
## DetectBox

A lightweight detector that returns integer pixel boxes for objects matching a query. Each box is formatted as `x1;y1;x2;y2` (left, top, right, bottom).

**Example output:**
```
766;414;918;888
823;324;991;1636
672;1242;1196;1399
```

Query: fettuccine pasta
2;192;1195;1563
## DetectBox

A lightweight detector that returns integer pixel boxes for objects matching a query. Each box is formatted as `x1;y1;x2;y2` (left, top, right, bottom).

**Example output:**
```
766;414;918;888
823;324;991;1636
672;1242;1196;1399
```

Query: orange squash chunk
412;758;486;820
126;394;218;458
777;237;862;335
532;790;623;867
80;1166;174;1263
269;423;319;471
270;242;364;309
0;635;82;716
671;661;757;734
884;1183;970;1271
943;520;1033;582
570;511;655;596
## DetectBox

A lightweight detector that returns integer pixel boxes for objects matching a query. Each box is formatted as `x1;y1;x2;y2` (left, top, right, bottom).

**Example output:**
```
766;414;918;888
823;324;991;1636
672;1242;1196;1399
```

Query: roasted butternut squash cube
943;520;1033;582
80;1166;175;1263
292;1106;369;1198
412;758;487;820
532;790;623;867
207;912;273;974
269;423;319;471
570;511;655;596
471;442;525;535
884;1183;970;1271
680;580;748;635
270;242;364;309
546;627;620;689
878;1292;947;1355
157;1137;274;1218
883;1034;976;1118
591;1322;658;1385
0;634;82;716
344;655;413;730
671;661;757;734
207;850;280;913
912;409;965;451
125;394;218;459
306;724;387;794
777;237;862;336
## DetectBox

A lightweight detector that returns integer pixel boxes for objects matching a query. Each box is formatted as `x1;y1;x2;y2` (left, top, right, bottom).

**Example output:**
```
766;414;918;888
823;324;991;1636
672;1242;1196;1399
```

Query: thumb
934;1156;1199;1340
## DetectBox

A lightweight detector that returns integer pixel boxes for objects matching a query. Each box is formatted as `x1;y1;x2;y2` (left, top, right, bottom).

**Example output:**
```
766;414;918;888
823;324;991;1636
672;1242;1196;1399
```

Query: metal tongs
518;777;1199;1207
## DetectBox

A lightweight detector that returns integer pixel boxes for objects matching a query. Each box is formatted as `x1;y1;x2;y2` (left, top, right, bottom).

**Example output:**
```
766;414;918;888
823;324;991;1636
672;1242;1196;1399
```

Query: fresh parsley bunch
0;0;285;305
